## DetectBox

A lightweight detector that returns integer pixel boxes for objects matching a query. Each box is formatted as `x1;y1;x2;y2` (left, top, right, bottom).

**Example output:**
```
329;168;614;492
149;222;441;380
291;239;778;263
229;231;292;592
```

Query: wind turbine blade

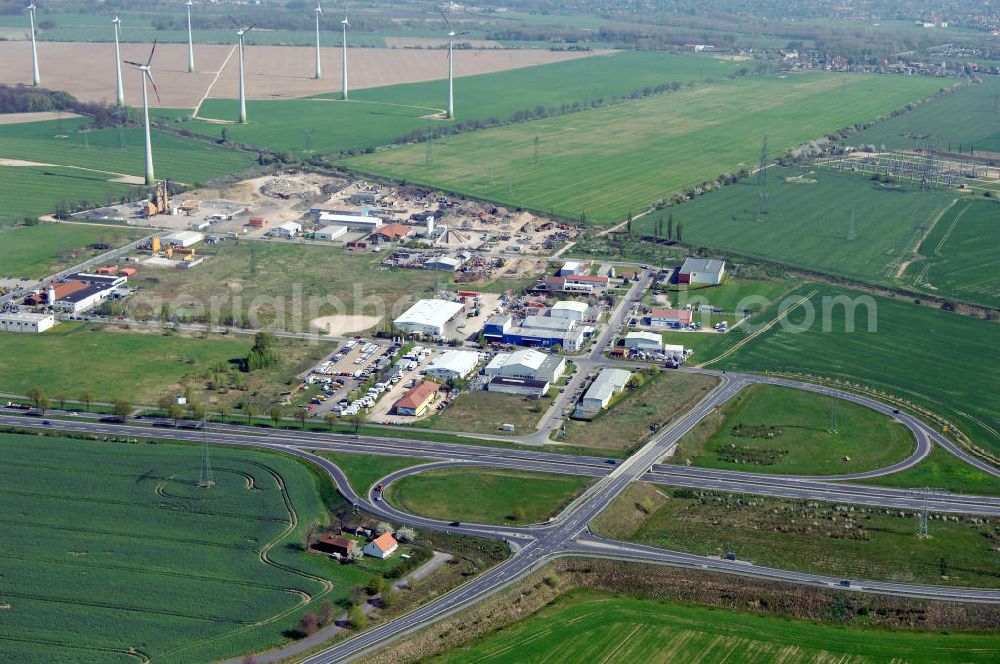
440;11;451;27
123;60;145;67
146;39;157;67
246;25;256;33
457;31;470;36
146;71;161;104
229;15;241;28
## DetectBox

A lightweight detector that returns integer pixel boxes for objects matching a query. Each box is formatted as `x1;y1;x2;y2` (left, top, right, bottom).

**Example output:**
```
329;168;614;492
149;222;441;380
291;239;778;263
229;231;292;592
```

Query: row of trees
25;386;130;419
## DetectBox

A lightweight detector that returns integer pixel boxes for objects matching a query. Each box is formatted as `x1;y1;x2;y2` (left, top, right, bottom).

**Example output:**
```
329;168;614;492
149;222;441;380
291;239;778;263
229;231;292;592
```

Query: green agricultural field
0;166;136;223
316;451;429;495
430;589;1000;664
0;323;250;404
670;384;915;475
639;166;956;285
716;284;1000;459
850;77;1000;153
385;467;593;525
0;120;257;185
863;446;1000;497
626;488;1000;588
344;73;945;224
415;391;548;436
0;432;407;662
0;222;143;278
902;197;1000;309
661;277;796;314
189;52;741;154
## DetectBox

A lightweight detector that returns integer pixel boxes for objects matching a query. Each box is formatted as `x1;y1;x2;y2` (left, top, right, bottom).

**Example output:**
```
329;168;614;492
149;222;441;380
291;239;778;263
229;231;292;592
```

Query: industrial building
0;311;56;334
394;381;440;417
650;308;693;329
483;314;585;352
484;348;566;384
393;299;465;337
624;331;663;351
679;258;726;285
162;230;204;248
542;274;609;293
577;368;632;415
370;223;413;244
319;212;383;232
487;376;550;398
550;300;589;322
558;260;589;276
314;225;348;242
349;189;382;206
270;221;302;238
425;350;480;380
424;256;464;271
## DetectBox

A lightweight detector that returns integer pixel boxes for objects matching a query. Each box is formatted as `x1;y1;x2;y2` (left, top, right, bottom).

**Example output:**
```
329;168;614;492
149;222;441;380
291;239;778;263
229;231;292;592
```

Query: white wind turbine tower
230;18;254;124
441;12;469;120
112;17;124;107
340;11;349;99
27;3;40;86
186;0;195;73
123;41;160;186
313;3;322;80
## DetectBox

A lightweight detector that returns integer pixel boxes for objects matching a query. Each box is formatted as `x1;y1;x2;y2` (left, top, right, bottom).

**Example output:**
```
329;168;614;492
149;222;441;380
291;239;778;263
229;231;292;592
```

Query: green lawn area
0;431;407;662
385;467;593;525
623;487;1000;588
661;277;796;314
0;323;250;404
188;52;742;154
850;77;1000;153
902;197;1000;309
717;284;1000;460
863;446;1000;497
344;73;945;224
0;120;258;185
415;391;547;436
315;451;429;495
0;222;144;278
639;167;956;285
430;589;1000;664
669;384;915;475
0;166;136;223
562;370;718;455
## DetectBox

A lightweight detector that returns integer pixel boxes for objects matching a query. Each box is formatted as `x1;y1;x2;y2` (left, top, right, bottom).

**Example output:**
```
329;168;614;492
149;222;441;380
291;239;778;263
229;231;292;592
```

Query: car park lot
301;338;395;419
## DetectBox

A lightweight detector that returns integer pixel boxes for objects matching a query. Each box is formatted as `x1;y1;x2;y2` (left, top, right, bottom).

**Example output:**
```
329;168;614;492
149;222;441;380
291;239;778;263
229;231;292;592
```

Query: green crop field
662;277;796;314
671;384;915;475
901;198;1000;309
385;467;593;525
0;166;136;223
0;222;143;278
0;120;257;185
716;284;1000;458
638;166;956;285
344;73;945;224
430;589;1000;664
188;52;742;154
627;488;1000;588
0;432;410;662
0;323;251;404
850;77;1000;153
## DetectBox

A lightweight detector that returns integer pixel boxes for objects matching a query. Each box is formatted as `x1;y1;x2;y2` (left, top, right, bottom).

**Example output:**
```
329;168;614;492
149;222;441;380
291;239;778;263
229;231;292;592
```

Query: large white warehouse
393;299;464;337
425;350;480;380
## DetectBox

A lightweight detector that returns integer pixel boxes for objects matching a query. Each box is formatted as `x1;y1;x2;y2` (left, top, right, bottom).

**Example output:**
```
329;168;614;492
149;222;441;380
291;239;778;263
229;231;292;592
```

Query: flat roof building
319;212;383;232
270;221;302;238
314;225;348;242
0;311;56;334
679;258;726;285
425;350;480;380
624;331;663;350
163;231;204;248
485;349;566;384
393;299;465;337
551;300;589;321
650;308;693;328
578;368;632;415
487;376;550;398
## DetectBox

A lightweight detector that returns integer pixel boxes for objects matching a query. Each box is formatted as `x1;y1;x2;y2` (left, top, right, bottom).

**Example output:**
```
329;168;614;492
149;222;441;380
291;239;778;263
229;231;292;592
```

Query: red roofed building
370;223;413;243
363;532;399;559
25;280;87;306
650;308;693;328
312;533;357;557
394;381;440;417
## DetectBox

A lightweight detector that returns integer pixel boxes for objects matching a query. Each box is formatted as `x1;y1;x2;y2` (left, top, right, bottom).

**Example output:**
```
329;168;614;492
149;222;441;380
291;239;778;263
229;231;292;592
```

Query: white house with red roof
363;532;399;559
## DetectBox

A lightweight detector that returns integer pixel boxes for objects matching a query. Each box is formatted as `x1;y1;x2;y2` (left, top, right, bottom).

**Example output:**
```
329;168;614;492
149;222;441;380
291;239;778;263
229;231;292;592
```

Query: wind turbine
112;17;124;107
313;3;322;80
340;10;349;99
230;18;254;124
186;0;195;73
441;12;469;120
27;3;39;86
123;41;160;186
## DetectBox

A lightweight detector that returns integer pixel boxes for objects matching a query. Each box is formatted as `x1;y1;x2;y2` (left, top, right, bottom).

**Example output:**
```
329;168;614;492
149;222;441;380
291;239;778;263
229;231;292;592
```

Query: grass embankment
670;384;915;475
0;222;143;279
0;431;404;662
863;446;1000;496
415;391;548;436
606;483;1000;589
315;451;429;495
428;589;1000;664
717;284;1000;460
385;467;593;525
344;73;944;223
562;370;718;454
